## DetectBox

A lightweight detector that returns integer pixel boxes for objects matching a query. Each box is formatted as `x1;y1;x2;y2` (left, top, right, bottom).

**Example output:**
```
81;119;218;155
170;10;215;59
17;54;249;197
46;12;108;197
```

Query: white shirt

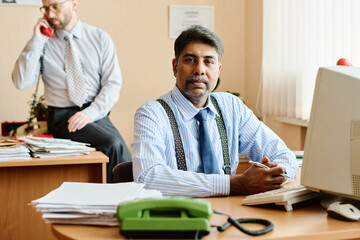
12;20;122;122
132;86;299;196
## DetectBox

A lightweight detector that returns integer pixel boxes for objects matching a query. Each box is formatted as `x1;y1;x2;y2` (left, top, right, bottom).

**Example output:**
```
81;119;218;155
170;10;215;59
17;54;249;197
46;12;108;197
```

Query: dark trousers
47;105;131;183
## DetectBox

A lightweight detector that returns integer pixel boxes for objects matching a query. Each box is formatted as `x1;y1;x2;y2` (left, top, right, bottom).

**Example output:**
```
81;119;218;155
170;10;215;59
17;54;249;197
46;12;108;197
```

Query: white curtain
261;0;360;121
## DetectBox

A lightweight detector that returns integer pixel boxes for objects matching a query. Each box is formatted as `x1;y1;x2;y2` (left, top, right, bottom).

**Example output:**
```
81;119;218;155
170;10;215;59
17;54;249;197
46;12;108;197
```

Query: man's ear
217;62;222;78
72;0;78;11
172;58;178;76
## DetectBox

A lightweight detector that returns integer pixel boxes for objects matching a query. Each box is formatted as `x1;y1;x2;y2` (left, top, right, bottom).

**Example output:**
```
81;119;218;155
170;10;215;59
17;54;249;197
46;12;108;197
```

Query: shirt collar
70;19;82;39
55;19;83;40
171;85;219;121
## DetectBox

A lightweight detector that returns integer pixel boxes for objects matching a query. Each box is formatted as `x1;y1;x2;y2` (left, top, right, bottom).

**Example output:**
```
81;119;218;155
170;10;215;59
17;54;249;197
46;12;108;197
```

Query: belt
48;102;92;111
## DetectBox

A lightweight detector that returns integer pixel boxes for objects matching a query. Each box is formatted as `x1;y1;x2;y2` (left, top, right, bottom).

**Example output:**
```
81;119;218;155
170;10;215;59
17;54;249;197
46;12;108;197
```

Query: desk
0;151;108;240
51;195;360;240
51;164;360;240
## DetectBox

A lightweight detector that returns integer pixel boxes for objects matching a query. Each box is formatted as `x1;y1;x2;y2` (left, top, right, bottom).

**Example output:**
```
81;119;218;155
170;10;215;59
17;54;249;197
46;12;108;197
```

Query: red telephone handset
41;26;53;37
40;15;53;38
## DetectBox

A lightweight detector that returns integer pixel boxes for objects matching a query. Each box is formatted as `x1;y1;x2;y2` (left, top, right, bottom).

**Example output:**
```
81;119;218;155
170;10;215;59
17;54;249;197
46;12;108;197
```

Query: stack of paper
22;137;95;158
0;139;31;160
31;182;163;226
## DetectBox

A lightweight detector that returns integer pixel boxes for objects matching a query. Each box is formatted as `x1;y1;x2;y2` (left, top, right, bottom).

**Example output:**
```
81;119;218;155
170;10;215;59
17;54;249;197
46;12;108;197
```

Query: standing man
12;0;131;182
132;25;299;196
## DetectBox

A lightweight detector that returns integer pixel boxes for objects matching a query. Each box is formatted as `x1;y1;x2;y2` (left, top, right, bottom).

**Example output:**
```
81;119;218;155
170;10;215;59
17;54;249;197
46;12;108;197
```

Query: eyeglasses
40;0;70;14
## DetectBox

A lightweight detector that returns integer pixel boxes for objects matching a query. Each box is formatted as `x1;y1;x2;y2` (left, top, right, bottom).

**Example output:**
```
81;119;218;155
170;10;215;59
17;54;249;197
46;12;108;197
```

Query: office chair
112;162;134;183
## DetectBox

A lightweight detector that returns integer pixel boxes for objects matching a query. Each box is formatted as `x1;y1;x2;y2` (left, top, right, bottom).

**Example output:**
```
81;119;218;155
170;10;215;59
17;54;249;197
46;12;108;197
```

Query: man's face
42;0;75;30
173;42;222;107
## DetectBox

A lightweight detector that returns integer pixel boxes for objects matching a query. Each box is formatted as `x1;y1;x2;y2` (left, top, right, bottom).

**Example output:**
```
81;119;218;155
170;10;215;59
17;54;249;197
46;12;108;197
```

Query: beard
49;12;72;30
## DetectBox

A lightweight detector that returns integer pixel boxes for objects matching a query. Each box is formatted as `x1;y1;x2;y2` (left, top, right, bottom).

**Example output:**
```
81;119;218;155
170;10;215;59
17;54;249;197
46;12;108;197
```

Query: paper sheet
31;182;163;226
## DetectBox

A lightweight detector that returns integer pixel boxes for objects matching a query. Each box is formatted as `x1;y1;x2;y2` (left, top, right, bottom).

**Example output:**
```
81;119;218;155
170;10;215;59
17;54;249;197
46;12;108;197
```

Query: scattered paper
0;139;31;160
31;182;163;226
23;137;95;158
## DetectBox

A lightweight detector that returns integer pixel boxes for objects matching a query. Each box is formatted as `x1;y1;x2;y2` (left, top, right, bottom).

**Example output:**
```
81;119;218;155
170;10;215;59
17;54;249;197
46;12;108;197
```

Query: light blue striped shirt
132;86;299;197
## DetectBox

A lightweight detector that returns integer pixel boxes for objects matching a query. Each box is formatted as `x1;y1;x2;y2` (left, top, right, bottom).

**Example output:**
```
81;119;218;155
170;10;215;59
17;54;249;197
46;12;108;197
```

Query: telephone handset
117;197;275;238
40;15;53;38
117;197;212;239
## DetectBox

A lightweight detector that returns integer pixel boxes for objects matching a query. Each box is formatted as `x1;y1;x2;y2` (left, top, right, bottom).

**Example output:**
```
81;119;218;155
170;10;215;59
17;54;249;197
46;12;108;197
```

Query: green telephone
117;197;212;239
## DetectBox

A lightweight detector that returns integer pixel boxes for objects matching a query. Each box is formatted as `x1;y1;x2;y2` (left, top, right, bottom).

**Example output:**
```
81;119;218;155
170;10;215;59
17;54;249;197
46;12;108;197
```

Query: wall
0;0;303;151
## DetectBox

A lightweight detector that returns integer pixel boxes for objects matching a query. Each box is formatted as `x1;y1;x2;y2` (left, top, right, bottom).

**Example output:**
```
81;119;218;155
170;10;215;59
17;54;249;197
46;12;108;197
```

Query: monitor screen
301;66;360;201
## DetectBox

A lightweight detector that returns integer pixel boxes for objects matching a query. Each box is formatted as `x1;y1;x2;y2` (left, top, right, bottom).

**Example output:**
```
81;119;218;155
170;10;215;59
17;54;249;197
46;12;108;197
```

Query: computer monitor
301;66;360;201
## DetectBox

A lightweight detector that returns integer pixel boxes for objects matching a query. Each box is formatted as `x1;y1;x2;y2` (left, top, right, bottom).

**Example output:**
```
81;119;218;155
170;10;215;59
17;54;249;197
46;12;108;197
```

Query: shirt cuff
82;106;99;122
211;174;230;196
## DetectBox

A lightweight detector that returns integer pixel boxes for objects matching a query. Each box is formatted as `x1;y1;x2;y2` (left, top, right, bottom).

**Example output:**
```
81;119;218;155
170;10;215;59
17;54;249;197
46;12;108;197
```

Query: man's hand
229;156;287;195
67;112;91;133
34;17;51;38
261;156;279;168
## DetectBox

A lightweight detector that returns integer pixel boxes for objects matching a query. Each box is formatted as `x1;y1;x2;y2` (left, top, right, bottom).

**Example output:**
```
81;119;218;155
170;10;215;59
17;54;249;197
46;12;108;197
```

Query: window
261;0;360;121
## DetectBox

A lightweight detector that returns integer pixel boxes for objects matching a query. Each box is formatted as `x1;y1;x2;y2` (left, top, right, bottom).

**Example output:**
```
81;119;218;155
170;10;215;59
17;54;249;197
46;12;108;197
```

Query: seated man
12;0;131;183
132;25;299;196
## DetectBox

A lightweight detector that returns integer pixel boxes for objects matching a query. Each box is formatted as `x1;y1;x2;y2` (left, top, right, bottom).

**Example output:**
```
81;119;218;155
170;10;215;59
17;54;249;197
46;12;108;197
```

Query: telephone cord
213;210;274;236
26;49;45;134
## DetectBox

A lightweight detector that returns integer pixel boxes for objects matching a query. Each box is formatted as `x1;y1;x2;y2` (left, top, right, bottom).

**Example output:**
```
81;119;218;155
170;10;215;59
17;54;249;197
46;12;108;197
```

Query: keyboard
241;185;323;211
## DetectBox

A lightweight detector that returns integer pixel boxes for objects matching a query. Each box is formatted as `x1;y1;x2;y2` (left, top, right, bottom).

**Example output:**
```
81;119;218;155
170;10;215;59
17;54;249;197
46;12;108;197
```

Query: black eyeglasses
40;0;70;14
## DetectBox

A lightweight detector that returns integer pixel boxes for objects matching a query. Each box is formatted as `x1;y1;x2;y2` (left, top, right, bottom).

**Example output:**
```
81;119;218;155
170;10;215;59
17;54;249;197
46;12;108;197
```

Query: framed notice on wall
0;0;41;5
169;5;214;39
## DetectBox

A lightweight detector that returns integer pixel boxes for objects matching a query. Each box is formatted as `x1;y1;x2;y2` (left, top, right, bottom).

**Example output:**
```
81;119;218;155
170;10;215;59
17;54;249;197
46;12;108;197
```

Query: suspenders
210;97;231;174
157;99;187;171
157;96;231;174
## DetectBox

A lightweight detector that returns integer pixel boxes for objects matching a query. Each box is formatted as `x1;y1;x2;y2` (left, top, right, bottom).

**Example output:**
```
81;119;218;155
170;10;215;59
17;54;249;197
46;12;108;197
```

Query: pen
249;160;290;179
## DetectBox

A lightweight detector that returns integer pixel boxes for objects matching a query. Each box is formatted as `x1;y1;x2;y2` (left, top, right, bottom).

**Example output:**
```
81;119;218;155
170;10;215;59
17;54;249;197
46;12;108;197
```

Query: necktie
195;109;220;174
64;35;88;107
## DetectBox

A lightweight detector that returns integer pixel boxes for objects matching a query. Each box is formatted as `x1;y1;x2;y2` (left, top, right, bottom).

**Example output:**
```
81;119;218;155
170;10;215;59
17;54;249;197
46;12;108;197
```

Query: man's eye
205;60;214;64
185;58;195;62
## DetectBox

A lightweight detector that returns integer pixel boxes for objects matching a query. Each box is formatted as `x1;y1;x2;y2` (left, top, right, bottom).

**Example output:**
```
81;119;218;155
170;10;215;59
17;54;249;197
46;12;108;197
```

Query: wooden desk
51;164;359;240
51;195;360;240
0;151;108;240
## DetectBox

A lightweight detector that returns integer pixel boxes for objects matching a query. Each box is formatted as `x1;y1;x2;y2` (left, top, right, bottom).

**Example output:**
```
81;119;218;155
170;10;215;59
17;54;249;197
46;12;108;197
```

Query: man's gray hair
174;25;224;61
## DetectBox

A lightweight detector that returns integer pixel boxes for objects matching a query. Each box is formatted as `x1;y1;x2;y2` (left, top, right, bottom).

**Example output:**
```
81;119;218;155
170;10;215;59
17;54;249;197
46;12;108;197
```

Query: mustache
185;76;209;85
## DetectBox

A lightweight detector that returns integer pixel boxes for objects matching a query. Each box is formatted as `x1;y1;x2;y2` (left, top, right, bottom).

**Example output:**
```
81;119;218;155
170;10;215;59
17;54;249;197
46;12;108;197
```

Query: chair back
112;162;133;183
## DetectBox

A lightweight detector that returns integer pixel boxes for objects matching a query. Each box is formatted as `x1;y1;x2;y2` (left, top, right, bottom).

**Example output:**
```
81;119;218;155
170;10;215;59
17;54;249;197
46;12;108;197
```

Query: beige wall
0;0;303;151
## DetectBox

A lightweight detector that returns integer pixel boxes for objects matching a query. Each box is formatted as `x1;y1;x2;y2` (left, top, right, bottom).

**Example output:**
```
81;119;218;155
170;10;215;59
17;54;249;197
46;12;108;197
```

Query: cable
26;49;45;135
194;229;200;240
213;210;274;236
